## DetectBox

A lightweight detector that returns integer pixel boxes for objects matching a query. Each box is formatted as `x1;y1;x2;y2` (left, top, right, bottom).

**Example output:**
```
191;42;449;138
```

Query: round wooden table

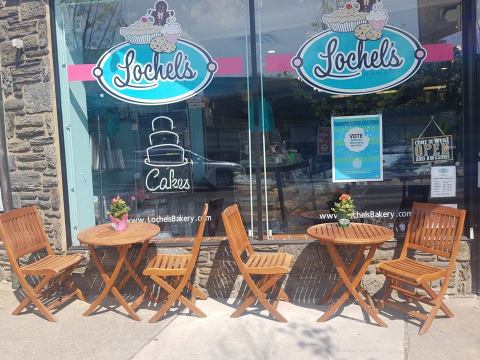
78;222;160;321
307;222;393;327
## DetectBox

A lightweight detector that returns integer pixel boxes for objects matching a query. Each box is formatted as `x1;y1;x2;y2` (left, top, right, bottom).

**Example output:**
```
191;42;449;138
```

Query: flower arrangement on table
107;196;130;231
331;194;355;228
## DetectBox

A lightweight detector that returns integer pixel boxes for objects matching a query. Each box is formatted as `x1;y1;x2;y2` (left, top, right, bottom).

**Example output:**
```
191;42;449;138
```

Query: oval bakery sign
93;1;218;105
292;1;427;95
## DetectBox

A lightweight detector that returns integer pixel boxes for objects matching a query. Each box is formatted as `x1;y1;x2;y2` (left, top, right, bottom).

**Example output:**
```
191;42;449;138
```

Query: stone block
25;46;49;58
10;171;41;191
0;21;7;41
8;138;30;152
44;145;56;167
11;61;43;83
20;1;46;20
30;136;54;146
16;161;32;170
0;6;17;20
19;192;37;200
16;126;45;138
16;153;45;162
22;34;38;50
24;82;52;113
4;98;24;113
51;189;61;210
456;241;471;262
8;19;37;38
43;176;58;188
15;114;43;128
32;160;47;171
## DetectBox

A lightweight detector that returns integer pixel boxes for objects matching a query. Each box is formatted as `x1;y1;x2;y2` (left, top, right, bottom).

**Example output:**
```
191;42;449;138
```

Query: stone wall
74;239;473;302
0;0;65;282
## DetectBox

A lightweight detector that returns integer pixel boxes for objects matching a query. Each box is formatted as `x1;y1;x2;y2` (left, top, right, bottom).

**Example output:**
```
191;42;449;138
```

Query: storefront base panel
70;239;473;300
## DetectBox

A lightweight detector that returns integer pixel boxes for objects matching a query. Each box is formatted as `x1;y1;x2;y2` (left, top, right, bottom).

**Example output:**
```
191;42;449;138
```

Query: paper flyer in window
331;114;383;183
431;166;456;198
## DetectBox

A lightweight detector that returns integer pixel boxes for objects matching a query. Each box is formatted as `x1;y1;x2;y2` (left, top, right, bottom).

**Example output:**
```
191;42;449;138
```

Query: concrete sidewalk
0;282;478;360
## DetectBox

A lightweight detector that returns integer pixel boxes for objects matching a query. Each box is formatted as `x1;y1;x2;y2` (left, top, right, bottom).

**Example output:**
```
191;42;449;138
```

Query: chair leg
419;280;451;335
377;278;393;311
421;284;454;318
13;275;57;322
149;275;206;323
232;274;288;323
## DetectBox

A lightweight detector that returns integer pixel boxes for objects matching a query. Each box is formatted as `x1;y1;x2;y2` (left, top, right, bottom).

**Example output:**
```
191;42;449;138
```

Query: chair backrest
221;204;254;262
402;202;466;260
190;203;209;262
0;207;52;262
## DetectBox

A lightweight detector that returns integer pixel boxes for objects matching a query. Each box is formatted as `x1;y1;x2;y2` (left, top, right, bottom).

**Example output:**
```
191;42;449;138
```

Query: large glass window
255;0;464;238
54;0;465;243
55;0;256;243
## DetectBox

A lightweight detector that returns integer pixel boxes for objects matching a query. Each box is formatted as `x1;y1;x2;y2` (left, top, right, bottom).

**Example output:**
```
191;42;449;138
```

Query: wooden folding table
78;222;160;320
307;222;393;326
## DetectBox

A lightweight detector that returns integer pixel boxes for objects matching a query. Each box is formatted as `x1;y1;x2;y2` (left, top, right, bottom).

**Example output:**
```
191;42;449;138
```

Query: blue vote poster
331;114;383;182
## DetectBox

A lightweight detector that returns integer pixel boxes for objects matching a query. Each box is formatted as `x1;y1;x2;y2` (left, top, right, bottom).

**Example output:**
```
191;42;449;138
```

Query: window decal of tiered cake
144;116;192;192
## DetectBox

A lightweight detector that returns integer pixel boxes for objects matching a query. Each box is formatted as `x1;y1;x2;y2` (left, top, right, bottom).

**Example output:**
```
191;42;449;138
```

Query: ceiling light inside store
441;67;448;70
331;94;352;98
423;85;447;91
267;50;276;54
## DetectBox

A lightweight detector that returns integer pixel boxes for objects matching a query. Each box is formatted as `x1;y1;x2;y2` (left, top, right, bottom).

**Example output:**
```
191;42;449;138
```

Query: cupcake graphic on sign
120;1;181;53
322;0;388;41
292;0;426;95
92;0;218;105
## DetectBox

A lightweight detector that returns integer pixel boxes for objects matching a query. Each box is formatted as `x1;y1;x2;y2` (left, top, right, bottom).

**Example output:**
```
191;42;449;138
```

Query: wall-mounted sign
331;114;383;182
412;135;453;163
292;1;427;95
144;116;192;193
93;1;218;105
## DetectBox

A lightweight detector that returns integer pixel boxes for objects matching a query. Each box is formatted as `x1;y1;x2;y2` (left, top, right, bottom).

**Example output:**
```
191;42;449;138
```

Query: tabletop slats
77;223;160;246
307;223;393;245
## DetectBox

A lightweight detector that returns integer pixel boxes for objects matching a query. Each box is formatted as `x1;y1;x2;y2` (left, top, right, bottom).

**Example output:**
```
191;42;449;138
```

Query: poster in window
331;114;383;182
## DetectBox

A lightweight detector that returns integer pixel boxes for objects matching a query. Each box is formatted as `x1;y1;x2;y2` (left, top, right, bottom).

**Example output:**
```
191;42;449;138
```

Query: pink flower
141;16;148;23
339;194;351;202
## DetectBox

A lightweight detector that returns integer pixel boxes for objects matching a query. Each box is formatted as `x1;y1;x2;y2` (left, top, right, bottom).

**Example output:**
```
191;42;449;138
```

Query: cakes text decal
292;1;427;95
144;116;192;193
93;1;217;105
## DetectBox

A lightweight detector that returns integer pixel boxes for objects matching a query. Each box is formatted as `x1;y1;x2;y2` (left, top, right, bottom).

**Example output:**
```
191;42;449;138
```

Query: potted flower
331;194;355;228
107;195;130;231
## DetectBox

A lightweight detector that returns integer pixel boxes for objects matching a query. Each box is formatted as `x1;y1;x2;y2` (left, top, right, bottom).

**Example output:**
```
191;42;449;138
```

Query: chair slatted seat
0;207;85;322
143;204;209;323
377;202;466;334
245;253;292;274
222;204;293;322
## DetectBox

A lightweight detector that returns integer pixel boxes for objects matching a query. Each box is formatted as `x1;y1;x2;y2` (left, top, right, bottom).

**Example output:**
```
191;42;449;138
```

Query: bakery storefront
53;0;470;249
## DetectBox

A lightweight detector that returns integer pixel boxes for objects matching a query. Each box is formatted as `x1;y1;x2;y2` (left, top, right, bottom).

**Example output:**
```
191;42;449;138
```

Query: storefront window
255;0;464;237
54;0;465;243
54;0;255;243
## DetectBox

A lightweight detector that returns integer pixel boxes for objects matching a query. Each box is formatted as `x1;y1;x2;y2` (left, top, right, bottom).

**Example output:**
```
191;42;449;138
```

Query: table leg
83;245;141;321
318;243;387;327
320;245;366;304
117;240;150;291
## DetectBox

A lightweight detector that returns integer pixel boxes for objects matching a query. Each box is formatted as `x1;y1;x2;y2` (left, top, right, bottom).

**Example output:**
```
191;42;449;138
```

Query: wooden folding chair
377;202;466;334
0;207;85;322
143;203;209;323
221;204;293;323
